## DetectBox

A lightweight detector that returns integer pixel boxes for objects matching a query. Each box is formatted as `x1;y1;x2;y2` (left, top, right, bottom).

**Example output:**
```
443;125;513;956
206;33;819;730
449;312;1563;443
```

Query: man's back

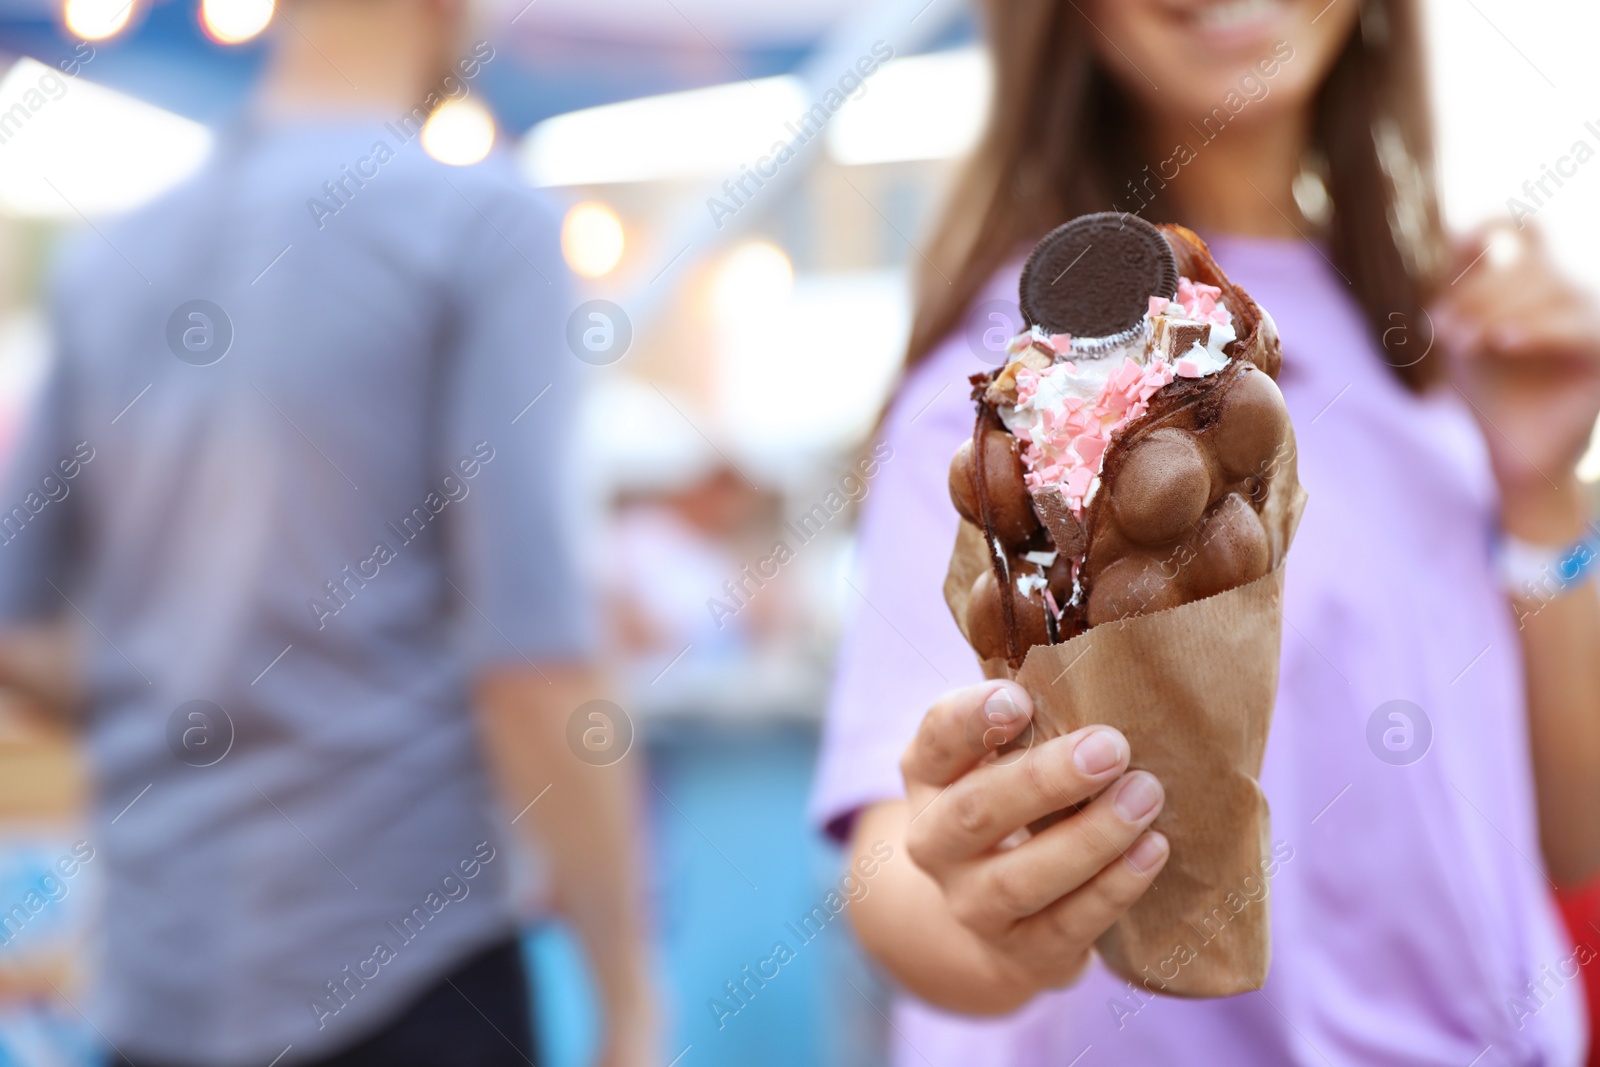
0;117;588;1064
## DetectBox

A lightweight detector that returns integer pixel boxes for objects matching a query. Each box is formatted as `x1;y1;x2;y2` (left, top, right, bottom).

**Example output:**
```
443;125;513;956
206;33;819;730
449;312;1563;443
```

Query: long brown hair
903;0;1444;388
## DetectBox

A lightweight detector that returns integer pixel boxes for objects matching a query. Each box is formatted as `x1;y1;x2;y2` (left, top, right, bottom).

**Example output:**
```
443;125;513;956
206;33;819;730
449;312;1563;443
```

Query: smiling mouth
1187;0;1293;36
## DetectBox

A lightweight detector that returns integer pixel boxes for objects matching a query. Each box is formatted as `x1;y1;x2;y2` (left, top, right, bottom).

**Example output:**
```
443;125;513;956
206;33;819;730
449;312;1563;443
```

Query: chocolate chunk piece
1151;317;1211;361
1030;484;1086;559
1019;212;1179;338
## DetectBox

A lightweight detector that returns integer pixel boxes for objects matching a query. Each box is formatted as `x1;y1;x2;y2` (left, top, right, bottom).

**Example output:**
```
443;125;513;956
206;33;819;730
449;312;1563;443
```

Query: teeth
1195;0;1278;32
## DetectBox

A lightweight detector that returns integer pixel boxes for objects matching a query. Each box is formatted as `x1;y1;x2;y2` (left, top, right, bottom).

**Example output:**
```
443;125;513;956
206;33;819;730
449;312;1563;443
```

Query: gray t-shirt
0;119;592;1064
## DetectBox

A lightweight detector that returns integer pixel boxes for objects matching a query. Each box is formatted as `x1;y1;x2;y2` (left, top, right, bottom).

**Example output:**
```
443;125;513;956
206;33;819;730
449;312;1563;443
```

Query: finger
1486;303;1600;364
1443;226;1491;283
1439;231;1545;327
1435;274;1573;368
1006;830;1170;979
1453;245;1587;338
900;681;1033;791
1448;221;1543;282
1436;258;1541;334
1442;222;1520;294
907;724;1130;868
947;770;1165;935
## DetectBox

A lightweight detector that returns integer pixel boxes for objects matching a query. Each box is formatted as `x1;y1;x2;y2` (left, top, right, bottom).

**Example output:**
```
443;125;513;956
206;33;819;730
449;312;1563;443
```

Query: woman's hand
1434;225;1600;542
849;680;1168;1013
1434;226;1600;884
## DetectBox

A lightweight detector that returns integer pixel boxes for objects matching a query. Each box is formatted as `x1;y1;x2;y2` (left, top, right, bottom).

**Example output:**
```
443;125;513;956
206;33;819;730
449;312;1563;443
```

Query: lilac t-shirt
811;236;1587;1066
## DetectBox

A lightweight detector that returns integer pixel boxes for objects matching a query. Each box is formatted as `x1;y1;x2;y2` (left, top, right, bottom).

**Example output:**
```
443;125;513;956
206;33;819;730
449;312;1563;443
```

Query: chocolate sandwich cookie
1019;212;1180;339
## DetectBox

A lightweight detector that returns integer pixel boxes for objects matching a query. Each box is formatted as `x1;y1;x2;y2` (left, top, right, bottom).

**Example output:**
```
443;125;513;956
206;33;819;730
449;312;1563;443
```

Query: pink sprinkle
1177;277;1221;305
1110;358;1143;392
1046;333;1073;355
1175;358;1204;378
1014;348;1185;519
1074;433;1108;467
1173;277;1231;327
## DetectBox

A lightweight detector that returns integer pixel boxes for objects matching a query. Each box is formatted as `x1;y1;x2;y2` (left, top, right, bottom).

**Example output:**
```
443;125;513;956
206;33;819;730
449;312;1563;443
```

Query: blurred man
0;1;653;1064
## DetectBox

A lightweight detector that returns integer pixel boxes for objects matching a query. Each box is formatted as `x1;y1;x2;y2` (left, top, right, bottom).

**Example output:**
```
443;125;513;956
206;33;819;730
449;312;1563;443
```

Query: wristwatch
1494;528;1600;601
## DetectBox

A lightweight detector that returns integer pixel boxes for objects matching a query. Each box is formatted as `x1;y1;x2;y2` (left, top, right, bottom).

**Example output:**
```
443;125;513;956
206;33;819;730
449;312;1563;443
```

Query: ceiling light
561;201;626;278
201;0;273;44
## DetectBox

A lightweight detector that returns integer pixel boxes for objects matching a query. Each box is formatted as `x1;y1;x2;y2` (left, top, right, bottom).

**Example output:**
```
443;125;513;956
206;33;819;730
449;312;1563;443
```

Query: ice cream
996;278;1234;520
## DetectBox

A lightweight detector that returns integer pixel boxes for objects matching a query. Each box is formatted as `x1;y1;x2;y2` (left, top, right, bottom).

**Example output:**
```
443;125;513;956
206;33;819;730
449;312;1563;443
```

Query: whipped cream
1016;571;1048;598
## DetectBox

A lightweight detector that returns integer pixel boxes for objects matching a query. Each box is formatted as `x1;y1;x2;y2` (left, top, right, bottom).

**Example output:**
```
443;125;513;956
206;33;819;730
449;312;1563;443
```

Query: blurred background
1;0;1599;1064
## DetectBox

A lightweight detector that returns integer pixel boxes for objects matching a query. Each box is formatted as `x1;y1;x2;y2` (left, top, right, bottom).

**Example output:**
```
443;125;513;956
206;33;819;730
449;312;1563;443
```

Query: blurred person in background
0;0;654;1064
815;0;1600;1063
586;380;828;718
606;465;781;685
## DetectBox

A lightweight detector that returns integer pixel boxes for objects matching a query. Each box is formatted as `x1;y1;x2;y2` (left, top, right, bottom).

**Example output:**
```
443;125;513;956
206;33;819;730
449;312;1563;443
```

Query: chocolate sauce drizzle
970;401;1022;667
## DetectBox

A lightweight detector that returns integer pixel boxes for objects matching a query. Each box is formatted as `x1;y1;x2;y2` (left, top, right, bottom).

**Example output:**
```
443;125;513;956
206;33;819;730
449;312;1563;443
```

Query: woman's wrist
1500;475;1592;546
1495;476;1600;606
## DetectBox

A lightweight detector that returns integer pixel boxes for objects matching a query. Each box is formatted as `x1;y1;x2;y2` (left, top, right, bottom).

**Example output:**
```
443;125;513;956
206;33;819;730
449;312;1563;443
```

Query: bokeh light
561;202;626;278
63;0;135;40
420;99;495;167
712;242;794;319
200;0;273;44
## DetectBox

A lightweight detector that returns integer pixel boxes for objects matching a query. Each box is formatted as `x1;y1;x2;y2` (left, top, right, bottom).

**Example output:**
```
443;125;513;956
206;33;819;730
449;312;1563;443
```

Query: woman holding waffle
813;0;1600;1063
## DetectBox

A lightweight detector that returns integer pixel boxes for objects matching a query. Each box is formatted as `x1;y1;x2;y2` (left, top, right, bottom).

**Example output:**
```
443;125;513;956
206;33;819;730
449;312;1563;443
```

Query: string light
421;99;495;167
63;0;135;41
201;0;274;44
561;202;626;278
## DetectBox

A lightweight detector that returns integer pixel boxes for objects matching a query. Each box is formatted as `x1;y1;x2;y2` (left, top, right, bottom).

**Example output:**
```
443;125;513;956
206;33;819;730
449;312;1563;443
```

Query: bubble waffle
949;214;1298;665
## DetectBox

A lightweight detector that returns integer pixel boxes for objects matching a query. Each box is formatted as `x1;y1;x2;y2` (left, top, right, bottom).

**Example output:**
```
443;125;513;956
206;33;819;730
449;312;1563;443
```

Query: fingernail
1125;832;1168;874
985;688;1023;727
1113;772;1163;823
1072;728;1125;776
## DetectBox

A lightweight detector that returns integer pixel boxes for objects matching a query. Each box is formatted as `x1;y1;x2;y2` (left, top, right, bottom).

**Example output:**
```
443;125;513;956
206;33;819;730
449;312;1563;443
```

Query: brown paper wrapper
943;438;1306;998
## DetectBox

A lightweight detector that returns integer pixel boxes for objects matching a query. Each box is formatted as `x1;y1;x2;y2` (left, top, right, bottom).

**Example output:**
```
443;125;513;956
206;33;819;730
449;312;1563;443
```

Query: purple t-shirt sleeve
808;330;994;839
